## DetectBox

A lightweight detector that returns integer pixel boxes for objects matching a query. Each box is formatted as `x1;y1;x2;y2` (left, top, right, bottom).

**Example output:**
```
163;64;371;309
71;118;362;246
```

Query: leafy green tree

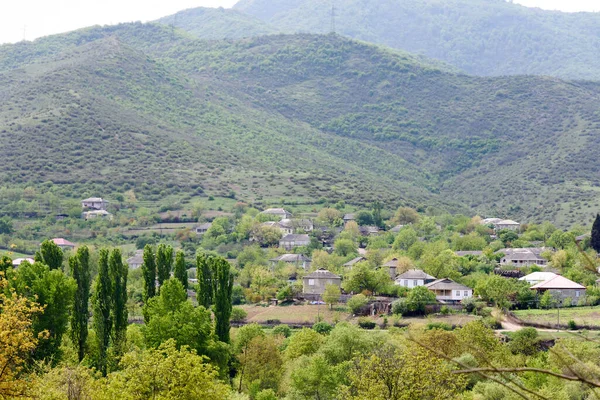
405;286;437;314
392;207;420;225
475;275;515;309
392;227;418;251
38;239;64;270
343;262;390;295
333;238;357;256
0;216;13;234
372;201;383;228
319;323;373;364
12;261;76;362
508;328;539;355
109;248;128;353
213;257;233;344
323;284;341;309
156;244;173;289
174;250;188;291
285;328;324;360
141;245;156;302
355;211;374;226
69;246;91;363
196;253;213;308
591;214;600;252
289;354;342;400
347;293;369;314
93;249;112;376
237;335;283;394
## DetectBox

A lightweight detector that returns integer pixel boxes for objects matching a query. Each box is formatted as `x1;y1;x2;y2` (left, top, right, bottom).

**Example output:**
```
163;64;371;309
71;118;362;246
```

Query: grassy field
513;307;600;327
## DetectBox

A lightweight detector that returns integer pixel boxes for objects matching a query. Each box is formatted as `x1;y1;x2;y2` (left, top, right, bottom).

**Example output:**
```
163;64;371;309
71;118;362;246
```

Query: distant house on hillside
302;269;341;295
127;250;144;269
50;238;75;251
12;258;34;267
455;250;484;257
261;208;292;220
425;278;473;303
294;219;314;232
480;217;520;231
382;258;400;279
279;234;310;250
390;224;405;233
269;254;311;271
81;197;108;211
343;214;355;224
194;222;212;235
395;269;436;288
262;220;294;235
498;248;549;267
343;256;367;269
359;226;380;236
82;210;113;221
530;275;586;305
519;272;558;285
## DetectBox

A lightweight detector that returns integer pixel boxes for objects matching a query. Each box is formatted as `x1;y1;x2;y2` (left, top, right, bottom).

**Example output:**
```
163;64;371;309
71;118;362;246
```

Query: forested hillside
2;23;600;224
233;0;600;80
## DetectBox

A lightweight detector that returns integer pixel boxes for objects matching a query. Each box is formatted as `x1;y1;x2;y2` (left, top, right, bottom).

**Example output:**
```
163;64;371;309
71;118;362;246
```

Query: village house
12;257;34;267
382;258;400;279
302;268;341;295
343;256;367;269
519;272;558;285
498;248;549;267
194;222;212;235
261;208;292;220
390;224;405;233
269;254;311;271
481;217;520;231
51;238;76;251
343;214;355;224
294;219;314;232
126;250;144;269
262;220;294;235
455;250;484;257
82;209;113;221
279;234;310;250
425;278;473;303
395;269;436;288
81;197;109;211
359;226;380;236
530;275;586;305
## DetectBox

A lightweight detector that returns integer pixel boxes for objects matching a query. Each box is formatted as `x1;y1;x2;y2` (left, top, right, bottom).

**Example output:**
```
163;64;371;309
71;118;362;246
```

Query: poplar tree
174;250;188;292
93;249;112;376
592;214;600;253
156;244;173;289
213;257;233;344
109;248;128;353
37;239;64;270
196;253;213;308
70;246;90;363
141;245;156;302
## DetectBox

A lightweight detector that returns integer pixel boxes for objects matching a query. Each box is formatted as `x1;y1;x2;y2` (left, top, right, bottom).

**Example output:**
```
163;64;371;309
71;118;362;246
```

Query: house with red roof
530;275;586;306
50;238;76;251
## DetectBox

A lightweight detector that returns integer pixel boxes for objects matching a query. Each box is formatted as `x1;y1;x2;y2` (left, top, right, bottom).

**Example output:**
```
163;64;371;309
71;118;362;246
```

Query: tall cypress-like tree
174;250;188;292
213;257;233;344
141;245;156;302
196;253;213;308
592;214;600;253
70;246;90;363
109;249;128;354
156;244;173;289
37;239;64;270
93;249;112;376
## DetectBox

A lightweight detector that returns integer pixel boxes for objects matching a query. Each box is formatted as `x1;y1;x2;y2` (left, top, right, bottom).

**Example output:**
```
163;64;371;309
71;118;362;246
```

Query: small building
530;275;586;305
12;257;34;267
270;254;311;271
194;222;212;235
495;219;521;231
395;269;436;288
294;219;314;232
261;208;292;220
390;224;404;233
82;210;113;220
127;250;144;269
302;268;341;295
359;226;380;236
382;258;400;279
262;220;294;235
498;248;549;267
81;197;109;211
279;234;310;250
343;256;367;269
343;214;355;224
519;272;558;285
51;238;76;251
425;278;473;303
455;250;484;257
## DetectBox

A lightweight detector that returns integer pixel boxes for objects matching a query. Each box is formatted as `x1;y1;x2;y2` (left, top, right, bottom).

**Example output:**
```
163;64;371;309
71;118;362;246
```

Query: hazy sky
0;0;598;45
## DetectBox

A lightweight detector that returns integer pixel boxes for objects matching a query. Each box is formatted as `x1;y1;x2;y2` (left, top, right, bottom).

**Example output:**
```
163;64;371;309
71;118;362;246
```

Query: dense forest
2;24;600;224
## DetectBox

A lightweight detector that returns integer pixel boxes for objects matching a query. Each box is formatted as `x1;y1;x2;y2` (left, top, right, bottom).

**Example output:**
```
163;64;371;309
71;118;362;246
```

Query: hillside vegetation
233;0;600;80
2;23;600;224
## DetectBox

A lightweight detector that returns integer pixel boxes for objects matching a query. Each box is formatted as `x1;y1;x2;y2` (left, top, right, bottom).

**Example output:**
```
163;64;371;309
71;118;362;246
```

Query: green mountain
233;0;600;80
155;7;278;40
1;23;600;225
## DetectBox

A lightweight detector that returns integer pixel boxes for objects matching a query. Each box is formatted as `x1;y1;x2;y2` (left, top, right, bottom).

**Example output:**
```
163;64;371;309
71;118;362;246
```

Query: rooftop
281;234;310;241
519;272;558;282
82;197;105;202
343;256;367;267
426;278;472;291
530;275;585;290
270;254;310;262
303;268;341;279
51;238;75;247
396;269;436;280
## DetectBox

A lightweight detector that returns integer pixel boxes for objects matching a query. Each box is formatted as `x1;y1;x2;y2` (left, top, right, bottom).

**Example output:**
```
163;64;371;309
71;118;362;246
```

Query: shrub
482;316;502;329
508;327;539;355
440;305;451;315
347;294;369;314
392;298;408;316
568;320;577;330
266;319;281;325
256;389;277;400
358;317;376;329
426;322;452;331
230;307;248;323
272;324;292;338
313;321;334;334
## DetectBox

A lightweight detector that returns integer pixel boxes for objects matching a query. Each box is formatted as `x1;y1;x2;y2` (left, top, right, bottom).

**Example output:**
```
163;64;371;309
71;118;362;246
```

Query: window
308;279;315;286
464;291;468;296
404;280;408;286
455;290;461;297
576;291;580;297
412;280;417;287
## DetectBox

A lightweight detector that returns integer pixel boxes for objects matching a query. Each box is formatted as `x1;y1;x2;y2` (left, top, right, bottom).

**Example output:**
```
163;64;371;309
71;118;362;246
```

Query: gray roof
343;214;355;220
281;234;310;241
426;278;472;291
270;254;310;262
383;258;399;267
303;269;341;279
395;269;436;280
343;256;367;267
390;224;405;233
196;222;212;230
82;197;105;202
498;247;549;256
127;255;143;265
262;208;291;215
455;250;484;257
